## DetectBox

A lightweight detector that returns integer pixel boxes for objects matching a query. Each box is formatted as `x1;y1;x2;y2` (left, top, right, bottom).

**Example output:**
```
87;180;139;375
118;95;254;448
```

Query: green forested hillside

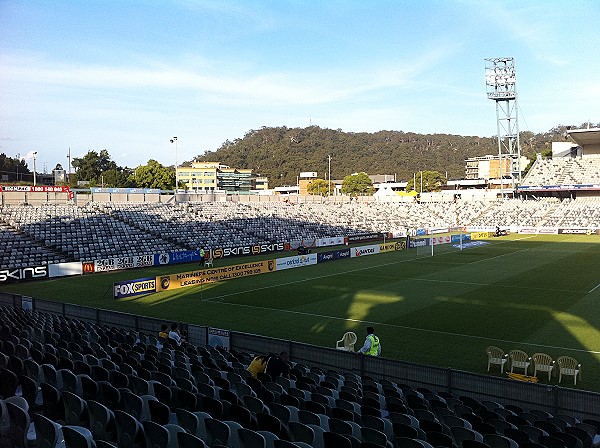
189;125;579;187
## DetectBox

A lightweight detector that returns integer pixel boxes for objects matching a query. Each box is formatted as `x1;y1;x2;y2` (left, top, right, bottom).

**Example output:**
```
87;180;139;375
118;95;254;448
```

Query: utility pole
33;152;38;186
170;137;178;189
67;147;72;182
328;155;331;197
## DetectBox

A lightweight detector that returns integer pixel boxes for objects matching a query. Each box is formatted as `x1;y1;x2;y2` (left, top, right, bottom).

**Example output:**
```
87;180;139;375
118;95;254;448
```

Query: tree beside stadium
131;159;175;190
68;150;175;189
405;170;445;193
72;150;118;183
0;154;31;183
341;172;375;196
307;179;335;196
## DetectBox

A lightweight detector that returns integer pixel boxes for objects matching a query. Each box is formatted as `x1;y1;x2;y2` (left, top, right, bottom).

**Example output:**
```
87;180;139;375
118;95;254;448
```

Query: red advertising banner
82;262;95;273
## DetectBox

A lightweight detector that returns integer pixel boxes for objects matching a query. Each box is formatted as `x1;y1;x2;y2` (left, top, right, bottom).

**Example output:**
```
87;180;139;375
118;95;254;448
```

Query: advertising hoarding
113;277;157;299
156;260;276;292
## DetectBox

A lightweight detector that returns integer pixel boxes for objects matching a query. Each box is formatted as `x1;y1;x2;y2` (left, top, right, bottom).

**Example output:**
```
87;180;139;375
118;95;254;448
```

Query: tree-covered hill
190;124;587;187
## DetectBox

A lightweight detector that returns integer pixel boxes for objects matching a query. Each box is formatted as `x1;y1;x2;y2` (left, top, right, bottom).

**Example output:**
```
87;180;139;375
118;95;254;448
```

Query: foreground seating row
1;304;599;448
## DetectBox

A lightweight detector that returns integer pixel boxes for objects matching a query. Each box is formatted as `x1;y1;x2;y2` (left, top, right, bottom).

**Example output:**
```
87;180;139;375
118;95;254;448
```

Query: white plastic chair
556;356;581;385
532;353;555;381
486;346;508;373
336;332;357;352
509;350;531;376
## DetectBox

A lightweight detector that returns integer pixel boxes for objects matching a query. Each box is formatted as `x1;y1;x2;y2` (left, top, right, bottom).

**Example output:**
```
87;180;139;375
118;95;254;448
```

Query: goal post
408;229;467;256
411;237;434;256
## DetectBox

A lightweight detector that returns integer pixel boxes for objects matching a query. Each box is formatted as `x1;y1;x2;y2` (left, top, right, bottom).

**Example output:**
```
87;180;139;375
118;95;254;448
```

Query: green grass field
3;234;600;391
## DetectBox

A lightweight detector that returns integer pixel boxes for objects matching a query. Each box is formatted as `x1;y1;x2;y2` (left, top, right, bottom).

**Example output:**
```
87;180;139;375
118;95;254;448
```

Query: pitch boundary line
588;283;600;294
204;299;600;355
198;235;600;354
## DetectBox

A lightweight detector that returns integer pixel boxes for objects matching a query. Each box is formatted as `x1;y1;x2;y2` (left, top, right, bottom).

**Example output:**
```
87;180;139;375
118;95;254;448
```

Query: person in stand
199;248;206;267
168;322;186;347
265;351;291;378
357;326;381;357
247;354;270;378
158;324;169;346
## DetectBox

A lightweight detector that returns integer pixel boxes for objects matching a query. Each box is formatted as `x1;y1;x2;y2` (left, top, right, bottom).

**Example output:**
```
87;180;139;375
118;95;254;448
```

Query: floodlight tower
485;58;522;193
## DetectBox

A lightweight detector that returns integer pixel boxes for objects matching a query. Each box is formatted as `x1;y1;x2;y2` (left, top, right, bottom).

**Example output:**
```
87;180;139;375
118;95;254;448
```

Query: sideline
200;236;600;354
204;297;600;355
588;283;600;294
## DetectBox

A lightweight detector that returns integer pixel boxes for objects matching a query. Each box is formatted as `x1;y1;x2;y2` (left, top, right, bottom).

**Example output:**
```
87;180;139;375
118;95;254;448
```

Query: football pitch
3;234;600;391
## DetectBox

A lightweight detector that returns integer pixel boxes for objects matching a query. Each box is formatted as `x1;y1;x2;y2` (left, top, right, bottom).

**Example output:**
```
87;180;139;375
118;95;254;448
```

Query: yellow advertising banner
379;241;406;252
156;259;276;292
471;232;491;240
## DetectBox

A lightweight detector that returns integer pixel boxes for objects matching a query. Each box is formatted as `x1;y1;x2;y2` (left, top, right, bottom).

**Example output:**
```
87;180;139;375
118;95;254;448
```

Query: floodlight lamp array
485;67;516;87
485;58;517;100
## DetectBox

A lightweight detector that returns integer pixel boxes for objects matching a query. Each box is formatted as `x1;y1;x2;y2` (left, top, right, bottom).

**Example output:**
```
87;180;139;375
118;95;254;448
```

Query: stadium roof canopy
567;127;600;146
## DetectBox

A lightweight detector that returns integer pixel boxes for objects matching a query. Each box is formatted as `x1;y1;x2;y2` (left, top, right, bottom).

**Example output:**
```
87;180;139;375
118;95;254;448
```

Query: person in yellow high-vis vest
357;326;381;356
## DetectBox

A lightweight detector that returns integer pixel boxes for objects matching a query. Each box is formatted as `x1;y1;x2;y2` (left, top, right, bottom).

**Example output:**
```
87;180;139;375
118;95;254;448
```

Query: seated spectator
158;324;169;344
265;351;291;378
168;322;185;347
247;354;270;378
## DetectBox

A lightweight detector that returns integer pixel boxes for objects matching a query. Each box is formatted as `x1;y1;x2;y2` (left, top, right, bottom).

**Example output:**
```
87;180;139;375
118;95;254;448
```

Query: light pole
328;155;331;197
32;152;38;186
16;153;20;182
67;147;72;182
170;136;178;189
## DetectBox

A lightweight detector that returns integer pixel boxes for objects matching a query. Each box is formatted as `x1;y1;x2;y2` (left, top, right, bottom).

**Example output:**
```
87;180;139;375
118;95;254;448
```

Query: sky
1;0;599;174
